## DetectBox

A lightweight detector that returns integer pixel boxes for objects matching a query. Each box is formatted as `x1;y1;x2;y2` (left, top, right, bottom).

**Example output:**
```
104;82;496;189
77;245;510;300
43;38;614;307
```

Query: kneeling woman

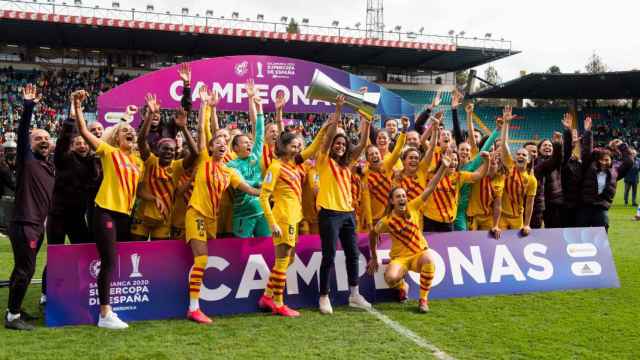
185;86;260;324
367;153;450;313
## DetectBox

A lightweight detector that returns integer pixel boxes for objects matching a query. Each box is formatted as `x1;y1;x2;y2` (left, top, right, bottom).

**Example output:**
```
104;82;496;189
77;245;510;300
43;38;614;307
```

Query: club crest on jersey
265;171;273;184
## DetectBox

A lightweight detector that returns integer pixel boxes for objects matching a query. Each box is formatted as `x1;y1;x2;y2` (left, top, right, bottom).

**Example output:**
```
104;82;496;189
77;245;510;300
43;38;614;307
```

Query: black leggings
423;217;453;232
93;206;132;306
576;206;609;233
318;209;360;296
46;211;92;245
7;223;44;314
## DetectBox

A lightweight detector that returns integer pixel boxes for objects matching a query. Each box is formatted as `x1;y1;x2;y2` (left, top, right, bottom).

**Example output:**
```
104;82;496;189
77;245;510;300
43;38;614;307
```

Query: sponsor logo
571;261;602;277
234;61;249;76
89;260;101;279
567;243;598;258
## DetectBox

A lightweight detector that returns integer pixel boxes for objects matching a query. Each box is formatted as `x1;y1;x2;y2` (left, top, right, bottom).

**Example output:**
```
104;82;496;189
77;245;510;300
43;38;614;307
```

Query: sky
129;0;638;81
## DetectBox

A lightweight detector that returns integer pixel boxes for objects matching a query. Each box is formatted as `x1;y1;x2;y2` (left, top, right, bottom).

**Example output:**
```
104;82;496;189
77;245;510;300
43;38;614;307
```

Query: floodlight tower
365;0;384;39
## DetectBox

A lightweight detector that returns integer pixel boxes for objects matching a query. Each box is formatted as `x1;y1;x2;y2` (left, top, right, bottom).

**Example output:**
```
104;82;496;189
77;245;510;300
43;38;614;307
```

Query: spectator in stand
623;148;639;207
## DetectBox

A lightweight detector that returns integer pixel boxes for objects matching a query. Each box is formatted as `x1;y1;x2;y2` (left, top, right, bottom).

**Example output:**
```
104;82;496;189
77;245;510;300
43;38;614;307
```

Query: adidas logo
571;261;602;277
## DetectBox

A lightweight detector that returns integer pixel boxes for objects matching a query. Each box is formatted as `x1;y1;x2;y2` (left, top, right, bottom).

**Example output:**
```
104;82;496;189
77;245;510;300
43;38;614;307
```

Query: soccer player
5;84;54;331
499;106;537;236
257;113;329;316
453;102;503;231
74;89;144;329
467;151;505;237
131;95;198;240
362;119;407;260
316;95;371;315
367;153;450;312
422;147;490;232
261;91;286;175
226;80;270;238
185;85;260;324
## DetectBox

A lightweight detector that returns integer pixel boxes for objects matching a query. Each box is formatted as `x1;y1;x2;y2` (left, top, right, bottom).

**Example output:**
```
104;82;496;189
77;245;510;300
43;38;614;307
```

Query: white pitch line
366;308;456;360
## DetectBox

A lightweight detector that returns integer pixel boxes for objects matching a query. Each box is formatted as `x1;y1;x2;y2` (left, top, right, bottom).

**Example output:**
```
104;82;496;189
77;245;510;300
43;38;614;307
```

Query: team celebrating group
5;64;634;331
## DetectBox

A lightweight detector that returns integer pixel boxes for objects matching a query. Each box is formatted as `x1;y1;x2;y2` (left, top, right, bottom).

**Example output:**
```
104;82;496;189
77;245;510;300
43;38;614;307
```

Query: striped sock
264;257;289;306
419;263;435;301
188;255;207;310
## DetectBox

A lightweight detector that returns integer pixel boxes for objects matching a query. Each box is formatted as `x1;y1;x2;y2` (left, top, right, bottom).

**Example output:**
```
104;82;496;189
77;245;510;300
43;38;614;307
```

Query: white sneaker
319;296;333;315
98;311;129;330
348;294;372;310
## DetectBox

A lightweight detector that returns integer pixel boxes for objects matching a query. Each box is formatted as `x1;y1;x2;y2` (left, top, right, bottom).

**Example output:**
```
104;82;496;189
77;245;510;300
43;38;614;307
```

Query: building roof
0;9;516;73
470;71;640;99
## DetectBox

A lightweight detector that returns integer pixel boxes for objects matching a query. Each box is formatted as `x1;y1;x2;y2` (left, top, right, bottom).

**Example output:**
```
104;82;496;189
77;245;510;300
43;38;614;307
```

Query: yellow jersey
172;170;194;229
260;159;306;226
364;133;405;221
94;141;144;215
261;142;276;175
467;174;505;217
135;154;184;223
188;151;244;219
377;196;428;259
316;153;353;212
502;166;537;218
301;162;320;224
424;171;474;223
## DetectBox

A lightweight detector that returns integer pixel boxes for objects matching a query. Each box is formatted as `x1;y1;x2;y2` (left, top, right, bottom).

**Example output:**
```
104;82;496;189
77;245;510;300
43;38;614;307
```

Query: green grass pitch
0;186;638;359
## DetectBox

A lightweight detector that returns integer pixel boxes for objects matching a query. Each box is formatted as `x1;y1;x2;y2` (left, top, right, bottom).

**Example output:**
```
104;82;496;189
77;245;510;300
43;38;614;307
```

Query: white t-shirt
596;171;607;195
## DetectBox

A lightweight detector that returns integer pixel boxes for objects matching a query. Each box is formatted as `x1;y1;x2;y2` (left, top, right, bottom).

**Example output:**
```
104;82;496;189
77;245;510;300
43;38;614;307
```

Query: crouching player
367;152;450;313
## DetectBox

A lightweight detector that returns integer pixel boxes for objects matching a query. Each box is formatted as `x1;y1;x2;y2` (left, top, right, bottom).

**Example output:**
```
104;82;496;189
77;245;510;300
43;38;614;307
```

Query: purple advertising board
46;227;618;327
97;55;416;128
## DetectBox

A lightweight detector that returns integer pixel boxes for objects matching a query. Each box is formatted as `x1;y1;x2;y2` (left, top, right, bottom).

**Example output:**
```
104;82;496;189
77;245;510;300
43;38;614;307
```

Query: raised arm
246;79;258;139
581;117;594;166
419;121;440;171
420;152;450;202
561;113;574;165
451;90;464;145
54;101;76;168
467;151;491;182
319;96;344;154
251;96;265;159
138;93;160;161
500;106;514;168
274;90;285;135
383;128;406;172
349;116;371;165
16;84;40;165
72;90;101;150
174;108;199;169
178;62;192;113
465;102;479;153
196;87;211;152
301;118;329;160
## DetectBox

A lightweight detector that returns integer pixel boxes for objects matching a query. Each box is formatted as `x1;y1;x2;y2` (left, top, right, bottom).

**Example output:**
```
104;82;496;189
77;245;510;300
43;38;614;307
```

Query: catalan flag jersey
301;162;320;224
188;151;244;220
316;153;353;212
226;113;265;219
260;159;306;226
365;133;406;221
351;171;364;228
398;158;431;203
172;170;194;229
261;142;276;175
424;171;475;223
378;196;428;259
94;141;144;215
501;166;537;218
467;174;506;217
135;154;184;223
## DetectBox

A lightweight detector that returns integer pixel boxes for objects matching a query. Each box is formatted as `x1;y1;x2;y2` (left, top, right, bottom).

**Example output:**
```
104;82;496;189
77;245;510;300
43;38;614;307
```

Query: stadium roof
0;9;516;73
470;71;640;99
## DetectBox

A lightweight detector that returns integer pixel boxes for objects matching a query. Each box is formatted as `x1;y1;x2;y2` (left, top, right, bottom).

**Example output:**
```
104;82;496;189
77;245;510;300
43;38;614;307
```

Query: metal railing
0;0;512;52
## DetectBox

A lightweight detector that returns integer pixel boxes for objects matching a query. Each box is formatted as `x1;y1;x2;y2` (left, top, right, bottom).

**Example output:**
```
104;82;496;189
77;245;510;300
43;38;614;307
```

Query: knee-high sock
264;257;288;306
189;255;207;305
420;263;435;300
287;255;295;268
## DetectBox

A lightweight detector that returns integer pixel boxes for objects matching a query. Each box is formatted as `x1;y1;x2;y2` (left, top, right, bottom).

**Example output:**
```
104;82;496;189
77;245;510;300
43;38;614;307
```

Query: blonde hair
101;122;132;148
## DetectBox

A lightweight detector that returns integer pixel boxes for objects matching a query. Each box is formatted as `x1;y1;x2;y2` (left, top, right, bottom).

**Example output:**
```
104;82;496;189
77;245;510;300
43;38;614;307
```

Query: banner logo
234;61;249;76
89;260;101;279
130;253;143;278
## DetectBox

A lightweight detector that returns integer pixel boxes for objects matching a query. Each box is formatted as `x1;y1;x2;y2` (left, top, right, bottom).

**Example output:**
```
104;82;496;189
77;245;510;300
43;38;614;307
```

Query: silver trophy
130;253;143;278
